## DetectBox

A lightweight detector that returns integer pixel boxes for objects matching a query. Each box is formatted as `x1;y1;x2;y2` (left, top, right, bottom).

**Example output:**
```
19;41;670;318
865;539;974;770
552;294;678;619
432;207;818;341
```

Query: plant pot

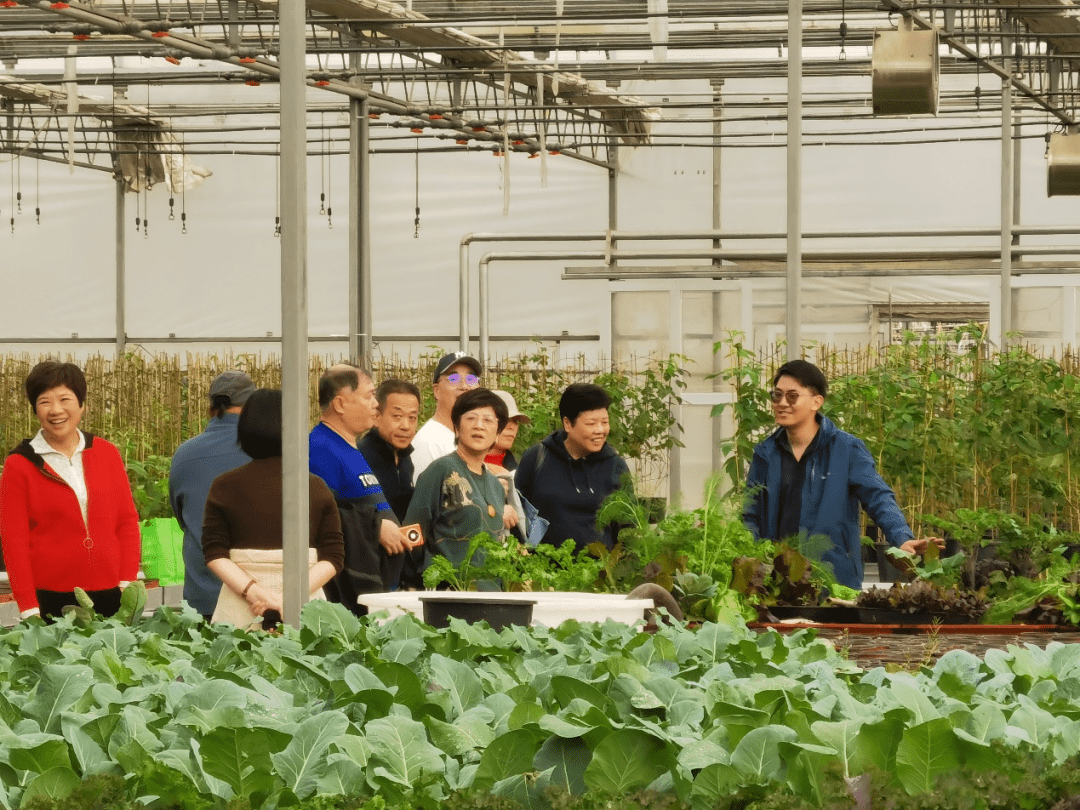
418;595;537;630
874;542;910;584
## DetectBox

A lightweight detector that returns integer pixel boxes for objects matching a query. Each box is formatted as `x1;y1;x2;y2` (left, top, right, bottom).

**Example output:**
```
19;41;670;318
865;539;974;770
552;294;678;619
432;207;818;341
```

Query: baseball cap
492;390;531;424
208;371;256;407
432;351;483;384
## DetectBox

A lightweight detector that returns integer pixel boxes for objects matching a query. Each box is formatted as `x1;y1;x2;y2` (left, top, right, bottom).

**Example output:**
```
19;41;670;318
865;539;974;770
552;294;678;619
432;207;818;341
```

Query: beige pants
211;547;325;630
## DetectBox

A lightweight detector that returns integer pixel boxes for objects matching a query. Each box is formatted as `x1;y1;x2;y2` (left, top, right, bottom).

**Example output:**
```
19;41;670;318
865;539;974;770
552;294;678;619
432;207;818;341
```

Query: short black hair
25;361;87;409
559;382;611;425
237;388;282;459
772;360;828;398
317;364;369;410
451;388;509;434
376;378;421;409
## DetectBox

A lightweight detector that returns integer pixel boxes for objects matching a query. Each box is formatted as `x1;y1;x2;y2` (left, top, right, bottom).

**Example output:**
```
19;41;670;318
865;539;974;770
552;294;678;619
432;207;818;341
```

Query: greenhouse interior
5;2;1080;808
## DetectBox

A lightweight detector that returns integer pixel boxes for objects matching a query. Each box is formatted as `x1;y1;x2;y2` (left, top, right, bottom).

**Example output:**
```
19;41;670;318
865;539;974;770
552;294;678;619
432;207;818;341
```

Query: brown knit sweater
202;456;345;573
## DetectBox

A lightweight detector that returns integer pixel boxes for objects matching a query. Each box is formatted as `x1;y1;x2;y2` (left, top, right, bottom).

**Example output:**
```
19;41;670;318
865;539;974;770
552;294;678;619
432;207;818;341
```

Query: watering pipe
459;226;1080;356
474;245;1080;366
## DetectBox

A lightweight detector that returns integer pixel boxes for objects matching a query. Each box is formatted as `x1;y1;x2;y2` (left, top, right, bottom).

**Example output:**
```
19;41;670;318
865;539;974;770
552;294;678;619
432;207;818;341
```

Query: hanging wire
9;157;14;234
413;139;420;238
35;157;40;225
180;132;187;234
15;154;22;213
974;3;982;110
274;138;281;237
326;122;333;230
839;0;847;61
318;112;326;215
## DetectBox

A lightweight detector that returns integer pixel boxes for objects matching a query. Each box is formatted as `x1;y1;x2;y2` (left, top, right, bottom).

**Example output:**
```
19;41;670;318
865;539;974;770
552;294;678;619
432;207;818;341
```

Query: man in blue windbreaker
743;359;942;588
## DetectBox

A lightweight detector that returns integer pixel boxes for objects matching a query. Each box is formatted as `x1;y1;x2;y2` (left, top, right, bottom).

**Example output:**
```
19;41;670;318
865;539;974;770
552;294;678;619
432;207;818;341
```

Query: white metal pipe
115;176;126;358
279;2;309;630
787;0;803;361
458;225;1080;348
349;95;361;363
1001;36;1014;344
360;97;373;366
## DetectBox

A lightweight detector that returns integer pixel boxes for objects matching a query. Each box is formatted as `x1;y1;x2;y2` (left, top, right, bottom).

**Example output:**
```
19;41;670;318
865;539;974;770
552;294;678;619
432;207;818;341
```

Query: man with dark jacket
743;359;942;588
358;378;425;588
516;383;630;554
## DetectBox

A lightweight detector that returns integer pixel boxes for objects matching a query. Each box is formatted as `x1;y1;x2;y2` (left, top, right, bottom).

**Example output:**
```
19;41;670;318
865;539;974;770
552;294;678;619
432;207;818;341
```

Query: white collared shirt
30;429;89;527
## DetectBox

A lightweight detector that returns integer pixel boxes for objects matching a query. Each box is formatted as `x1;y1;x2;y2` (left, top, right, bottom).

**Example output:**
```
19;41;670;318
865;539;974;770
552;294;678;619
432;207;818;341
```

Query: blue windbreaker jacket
743;414;914;588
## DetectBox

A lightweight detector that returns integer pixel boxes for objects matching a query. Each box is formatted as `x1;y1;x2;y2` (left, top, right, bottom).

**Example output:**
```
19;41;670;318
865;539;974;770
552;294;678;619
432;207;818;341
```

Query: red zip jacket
0;433;141;612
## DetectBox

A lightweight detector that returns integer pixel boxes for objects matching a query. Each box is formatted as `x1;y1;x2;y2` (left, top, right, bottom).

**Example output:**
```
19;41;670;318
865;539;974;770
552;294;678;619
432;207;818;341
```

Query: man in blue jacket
743;359;942;588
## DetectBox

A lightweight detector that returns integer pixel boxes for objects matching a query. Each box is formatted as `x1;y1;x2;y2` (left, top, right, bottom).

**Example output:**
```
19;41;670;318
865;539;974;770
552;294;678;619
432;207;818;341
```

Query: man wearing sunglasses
743;359;942;588
411;351;483;483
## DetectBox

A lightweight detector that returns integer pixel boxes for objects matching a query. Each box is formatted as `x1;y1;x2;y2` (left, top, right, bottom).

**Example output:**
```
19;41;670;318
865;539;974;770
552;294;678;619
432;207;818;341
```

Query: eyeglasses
769;389;811;405
444;373;480;387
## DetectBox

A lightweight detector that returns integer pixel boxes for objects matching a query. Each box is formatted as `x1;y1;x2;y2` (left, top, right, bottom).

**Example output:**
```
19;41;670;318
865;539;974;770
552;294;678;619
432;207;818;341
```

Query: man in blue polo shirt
169;370;255;620
309;364;411;611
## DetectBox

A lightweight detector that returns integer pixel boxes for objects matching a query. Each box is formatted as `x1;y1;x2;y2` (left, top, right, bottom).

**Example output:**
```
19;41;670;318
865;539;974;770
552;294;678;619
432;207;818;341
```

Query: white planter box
358;590;656;628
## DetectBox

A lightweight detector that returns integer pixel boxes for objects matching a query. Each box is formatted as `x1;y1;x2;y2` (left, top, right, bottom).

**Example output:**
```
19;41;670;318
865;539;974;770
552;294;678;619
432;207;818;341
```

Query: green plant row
22;748;1080;810
6;599;1080;809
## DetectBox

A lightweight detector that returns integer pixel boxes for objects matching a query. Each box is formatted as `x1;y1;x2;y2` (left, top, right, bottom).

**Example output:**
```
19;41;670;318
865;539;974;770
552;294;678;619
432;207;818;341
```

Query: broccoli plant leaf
533;734;589;795
199;725;284;798
271;711;349;799
895;718;960;795
583;729;668;795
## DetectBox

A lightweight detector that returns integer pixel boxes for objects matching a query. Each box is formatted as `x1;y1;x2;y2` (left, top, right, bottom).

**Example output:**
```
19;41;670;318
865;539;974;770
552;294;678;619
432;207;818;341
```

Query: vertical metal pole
1000;30;1014;344
226;0;240;48
608;138;618;248
280;3;309;629
459;241;471;352
479;256;489;366
359;98;373;366
786;0;803;361
115;176;126;358
711;79;724;258
348;95;360;363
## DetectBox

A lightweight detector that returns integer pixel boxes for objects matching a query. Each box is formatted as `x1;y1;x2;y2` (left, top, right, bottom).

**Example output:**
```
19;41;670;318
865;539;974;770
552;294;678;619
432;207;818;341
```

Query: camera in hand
261;609;282;630
402;524;423;547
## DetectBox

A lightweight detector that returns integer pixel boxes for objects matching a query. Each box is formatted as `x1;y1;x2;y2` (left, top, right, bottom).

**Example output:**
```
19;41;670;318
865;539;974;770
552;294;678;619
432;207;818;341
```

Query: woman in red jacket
0;361;141;620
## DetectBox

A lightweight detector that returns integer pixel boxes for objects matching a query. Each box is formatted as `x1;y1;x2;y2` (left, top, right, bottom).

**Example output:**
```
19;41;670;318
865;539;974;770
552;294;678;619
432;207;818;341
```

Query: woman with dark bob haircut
404;388;512;577
0;361;141;620
201;388;346;628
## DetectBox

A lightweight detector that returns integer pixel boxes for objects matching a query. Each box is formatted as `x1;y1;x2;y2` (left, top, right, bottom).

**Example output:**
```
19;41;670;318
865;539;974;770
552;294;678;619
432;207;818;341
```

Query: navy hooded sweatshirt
515;430;631;554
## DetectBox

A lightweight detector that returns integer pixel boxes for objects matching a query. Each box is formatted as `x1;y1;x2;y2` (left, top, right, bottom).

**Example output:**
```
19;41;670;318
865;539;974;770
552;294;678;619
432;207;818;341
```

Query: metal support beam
1001;32;1015;344
360;98;373;367
711;80;724;259
115;176;126;358
280;2;309;629
349;94;361;364
786;0;803;360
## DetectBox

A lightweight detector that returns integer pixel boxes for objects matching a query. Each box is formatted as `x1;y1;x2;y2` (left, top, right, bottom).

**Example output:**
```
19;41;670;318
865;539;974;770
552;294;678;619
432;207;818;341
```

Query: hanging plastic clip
327;206;333;230
274;216;281;237
168;196;175;220
181;211;187;235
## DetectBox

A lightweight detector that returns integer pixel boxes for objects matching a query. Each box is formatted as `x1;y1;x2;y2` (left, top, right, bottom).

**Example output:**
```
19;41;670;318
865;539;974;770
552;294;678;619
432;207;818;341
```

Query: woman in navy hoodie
516;383;630;555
